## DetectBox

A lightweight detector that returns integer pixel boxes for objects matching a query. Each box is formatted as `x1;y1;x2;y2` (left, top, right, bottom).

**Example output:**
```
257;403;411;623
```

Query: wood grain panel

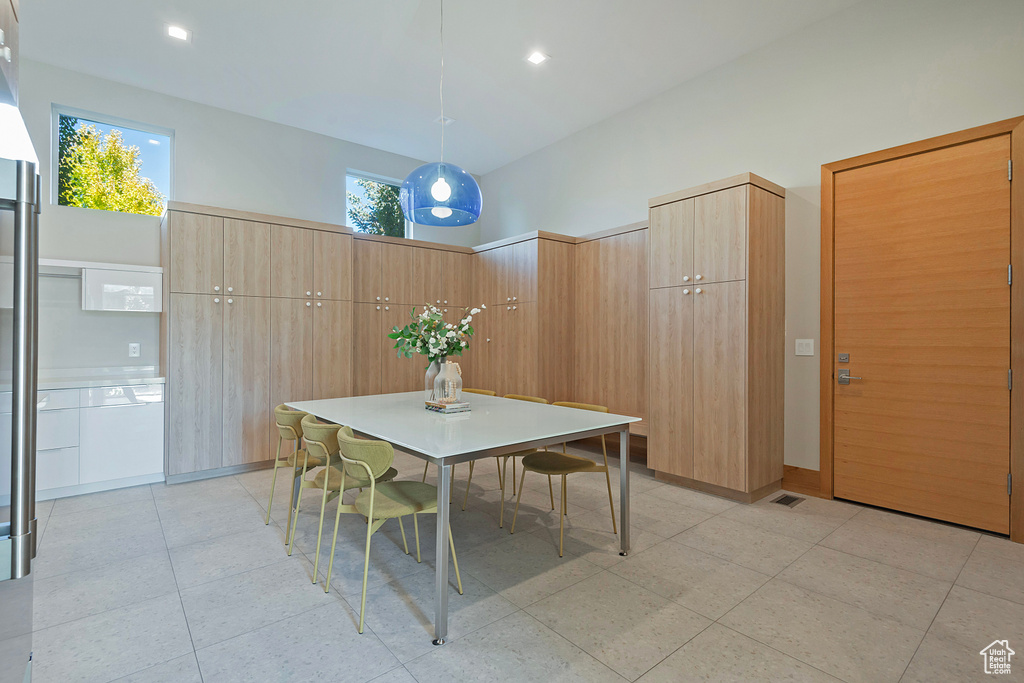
313;299;353;400
382;243;416;305
649;199;694;289
381;304;424;393
536;239;574;402
693;281;747;490
270;225;313;298
353;239;382;303
269;298;312;410
782;465;824;498
1013;121;1024;542
443;251;472;307
746;187;786;491
222;296;271;466
694;186;746;284
648;286;693;478
223;219;270;297
506;302;538;397
832;135;1011;533
514;240;539;303
414;247;445;306
313;231;352;301
169;212;223;294
353;302;382;396
168;294;222;475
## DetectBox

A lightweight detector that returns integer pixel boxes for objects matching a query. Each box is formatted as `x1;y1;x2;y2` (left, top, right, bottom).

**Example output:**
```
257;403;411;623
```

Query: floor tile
458;532;603;608
642;483;738;514
899;632;996;683
820;516;977;582
928;585;1024;650
179;558;334;649
956;536;1024;606
42;498;159;538
363;569;517;663
853;508;981;549
622;491;715;539
32;593;193;683
32;520;168;581
672;516;814;575
403;610;626;683
151;475;252;503
525;571;711;680
110;654;203;683
636;623;841;682
33;550;178;631
50;484;155;516
720;579;924;683
195;601;400;683
609;541;770;619
156;495;268;548
719;495;859;543
778;546;952;630
368;667;419;683
530;516;664;569
169;523;290;589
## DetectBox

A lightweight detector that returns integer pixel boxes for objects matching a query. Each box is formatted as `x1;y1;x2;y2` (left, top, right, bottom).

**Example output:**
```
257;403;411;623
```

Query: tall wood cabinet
162;206;353;478
647;174;785;502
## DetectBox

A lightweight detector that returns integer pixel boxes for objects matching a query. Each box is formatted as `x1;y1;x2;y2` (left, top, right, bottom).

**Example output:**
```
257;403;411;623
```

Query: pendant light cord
439;0;445;164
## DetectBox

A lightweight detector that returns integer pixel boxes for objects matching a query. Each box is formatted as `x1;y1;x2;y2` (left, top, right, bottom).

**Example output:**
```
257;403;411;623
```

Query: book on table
425;400;471;414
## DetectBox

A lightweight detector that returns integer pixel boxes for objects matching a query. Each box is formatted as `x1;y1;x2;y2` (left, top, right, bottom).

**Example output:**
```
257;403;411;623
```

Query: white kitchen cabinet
79;401;163;485
37;447;80;490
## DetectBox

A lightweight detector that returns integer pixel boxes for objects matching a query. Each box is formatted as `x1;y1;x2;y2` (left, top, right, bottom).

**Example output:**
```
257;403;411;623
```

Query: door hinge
1010;159;1014;181
1010;368;1013;391
1009;473;1012;497
1011;264;1014;286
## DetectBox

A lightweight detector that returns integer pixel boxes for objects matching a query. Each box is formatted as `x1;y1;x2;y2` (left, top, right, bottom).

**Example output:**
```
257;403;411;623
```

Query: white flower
470;308;480;315
446;331;456;338
481;304;486;309
461;341;468;347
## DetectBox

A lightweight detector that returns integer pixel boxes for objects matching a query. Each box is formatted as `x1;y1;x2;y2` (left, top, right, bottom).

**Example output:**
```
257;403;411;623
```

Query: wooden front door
832;135;1012;533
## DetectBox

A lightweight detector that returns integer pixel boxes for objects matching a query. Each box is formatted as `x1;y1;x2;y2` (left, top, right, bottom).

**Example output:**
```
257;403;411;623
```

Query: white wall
476;0;1024;470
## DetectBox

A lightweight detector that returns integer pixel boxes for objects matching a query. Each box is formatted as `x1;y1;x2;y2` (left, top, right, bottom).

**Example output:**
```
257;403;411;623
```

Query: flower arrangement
388;304;485;363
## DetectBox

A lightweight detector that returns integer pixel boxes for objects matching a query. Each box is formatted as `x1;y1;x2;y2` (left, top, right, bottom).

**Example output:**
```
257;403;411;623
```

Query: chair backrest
337;426;395;480
552;401;609;413
274;404;308;440
463;388;497;396
504;394;548;404
300;414;341;461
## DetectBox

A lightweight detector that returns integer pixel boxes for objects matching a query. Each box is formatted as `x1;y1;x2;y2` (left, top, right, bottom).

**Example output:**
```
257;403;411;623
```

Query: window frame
50;104;175;212
345;169;413;240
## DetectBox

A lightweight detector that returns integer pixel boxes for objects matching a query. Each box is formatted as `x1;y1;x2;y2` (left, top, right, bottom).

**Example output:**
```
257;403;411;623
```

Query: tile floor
28;445;1024;682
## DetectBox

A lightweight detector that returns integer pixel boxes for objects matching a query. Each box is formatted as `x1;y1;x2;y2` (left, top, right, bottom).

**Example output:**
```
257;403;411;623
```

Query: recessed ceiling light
526;51;549;65
166;25;191;42
435;115;455;126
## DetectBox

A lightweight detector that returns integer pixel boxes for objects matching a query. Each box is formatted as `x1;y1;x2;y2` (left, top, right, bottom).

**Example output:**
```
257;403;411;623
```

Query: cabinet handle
695;274;703;281
377;306;381;310
377;296;381;301
512;305;517;310
695;288;703;294
507;306;511;310
444;308;448;313
444;300;448;305
513;296;517;302
306;291;312;296
436;300;441;304
683;289;690;295
385;297;390;302
317;292;322;297
507;297;511;302
682;276;690;282
486;338;491;343
316;302;322;307
385;306;390;311
214;286;220;292
227;286;233;293
306;301;311;307
227;298;233;304
214;298;220;303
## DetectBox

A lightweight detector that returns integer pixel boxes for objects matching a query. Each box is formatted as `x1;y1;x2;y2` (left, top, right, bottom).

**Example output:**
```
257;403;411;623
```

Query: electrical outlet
128;342;141;358
795;339;815;356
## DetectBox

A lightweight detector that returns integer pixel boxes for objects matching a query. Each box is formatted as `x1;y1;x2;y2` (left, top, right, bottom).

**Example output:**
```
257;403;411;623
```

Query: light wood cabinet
647;175;785;501
270;298;313;410
223;219;271;297
353;239;383;303
271;225;314;298
443;251;473;307
414;248;445;306
313;299;353;400
353;302;383;396
169;213;223;295
382;243;416;305
381;304;424;393
222;296;271;467
313;231;353;301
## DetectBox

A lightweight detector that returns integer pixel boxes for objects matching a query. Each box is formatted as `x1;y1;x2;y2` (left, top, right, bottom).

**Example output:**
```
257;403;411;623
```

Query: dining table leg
619;428;630;556
433;460;452;644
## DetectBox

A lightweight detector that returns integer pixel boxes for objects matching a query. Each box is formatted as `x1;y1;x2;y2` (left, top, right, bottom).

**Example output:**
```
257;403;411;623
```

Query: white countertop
287;391;639;461
0;373;166;392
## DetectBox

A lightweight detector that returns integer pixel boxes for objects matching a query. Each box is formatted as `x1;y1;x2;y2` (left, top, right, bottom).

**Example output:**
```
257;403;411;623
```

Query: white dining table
286;391;640;644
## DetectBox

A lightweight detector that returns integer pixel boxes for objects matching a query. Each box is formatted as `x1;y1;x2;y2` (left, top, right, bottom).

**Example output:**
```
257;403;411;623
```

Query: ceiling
21;0;860;175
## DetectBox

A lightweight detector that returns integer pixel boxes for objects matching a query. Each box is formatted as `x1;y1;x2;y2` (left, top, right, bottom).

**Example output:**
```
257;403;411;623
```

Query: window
53;107;172;216
345;171;411;238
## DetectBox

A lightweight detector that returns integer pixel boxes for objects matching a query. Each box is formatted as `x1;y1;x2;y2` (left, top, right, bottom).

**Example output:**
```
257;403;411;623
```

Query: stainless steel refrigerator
0;126;41;681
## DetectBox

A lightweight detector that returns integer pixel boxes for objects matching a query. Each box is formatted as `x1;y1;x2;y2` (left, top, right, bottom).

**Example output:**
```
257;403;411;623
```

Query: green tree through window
346;177;406;237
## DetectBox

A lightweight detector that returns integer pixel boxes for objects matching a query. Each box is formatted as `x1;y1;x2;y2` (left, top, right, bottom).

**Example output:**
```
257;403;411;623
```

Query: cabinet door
465;306;497;393
314;231;352;301
271;225;314;298
169;213;223;295
514;240;538;303
414;247;445;306
507;302;538;397
270;298;313;411
693;281;746;490
648;287;693;477
353;302;382;396
223;296;272;467
382;243;416;305
443;251;472;308
313;299;353;399
223;219;271;297
80;403;164;483
381;305;423;393
475;249;502;306
649;199;694;289
694;186;747;283
168;294;223;475
353;239;382;303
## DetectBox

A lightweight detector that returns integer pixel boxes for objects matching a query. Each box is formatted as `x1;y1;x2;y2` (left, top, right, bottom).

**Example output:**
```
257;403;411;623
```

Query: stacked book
425;400;471;414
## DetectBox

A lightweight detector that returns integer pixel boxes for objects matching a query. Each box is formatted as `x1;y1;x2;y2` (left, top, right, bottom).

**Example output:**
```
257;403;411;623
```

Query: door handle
837;369;862;385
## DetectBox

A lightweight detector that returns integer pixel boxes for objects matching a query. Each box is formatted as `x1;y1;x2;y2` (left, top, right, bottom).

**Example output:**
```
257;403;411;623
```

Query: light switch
795;339;815;356
128;342;141;358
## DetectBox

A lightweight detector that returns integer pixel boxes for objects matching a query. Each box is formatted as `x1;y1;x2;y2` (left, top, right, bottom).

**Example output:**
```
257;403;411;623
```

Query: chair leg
287;479;304;556
498;457;507;528
462;460;475;510
398;516;409;555
448;524;464;595
603;468;618;535
421;461;429;483
512;458;517;495
495;457;502;488
358;516;374;634
312;484;330;582
559;475;567;557
324;492;346;593
548;475;555;510
413;512;422;563
510;466;527;534
266;437;282;524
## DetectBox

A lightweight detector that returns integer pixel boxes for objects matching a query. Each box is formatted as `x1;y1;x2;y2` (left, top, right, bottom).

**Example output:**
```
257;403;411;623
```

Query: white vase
424;359;441;401
433;359;463;404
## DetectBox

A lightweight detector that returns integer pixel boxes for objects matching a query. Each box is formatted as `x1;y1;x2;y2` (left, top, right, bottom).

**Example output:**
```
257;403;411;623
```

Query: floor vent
773;494;804;508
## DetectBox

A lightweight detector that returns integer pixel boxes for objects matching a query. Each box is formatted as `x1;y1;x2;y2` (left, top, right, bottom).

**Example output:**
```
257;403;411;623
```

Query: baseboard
0;473;166;506
782;465;825;498
653;471;781;504
164;460;273;485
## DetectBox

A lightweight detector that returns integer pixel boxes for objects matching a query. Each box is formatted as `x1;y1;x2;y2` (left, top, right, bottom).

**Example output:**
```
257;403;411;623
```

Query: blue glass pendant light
401;0;482;227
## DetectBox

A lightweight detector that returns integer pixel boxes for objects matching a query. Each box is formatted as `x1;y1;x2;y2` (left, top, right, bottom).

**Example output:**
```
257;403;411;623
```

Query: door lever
837;369;862;385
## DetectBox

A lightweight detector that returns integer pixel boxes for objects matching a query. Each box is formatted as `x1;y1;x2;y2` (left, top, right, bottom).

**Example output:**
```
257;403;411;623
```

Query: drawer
37;447;79;491
80;384;164;408
0;388;79;413
79;402;163;484
37;408;79;450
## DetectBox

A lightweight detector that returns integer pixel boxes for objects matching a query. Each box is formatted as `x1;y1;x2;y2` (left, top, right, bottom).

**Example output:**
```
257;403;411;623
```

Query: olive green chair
284;414;341;555
266;405;315;545
326;428;463;633
495;394;550;527
510;401;617;557
293;417;398;581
